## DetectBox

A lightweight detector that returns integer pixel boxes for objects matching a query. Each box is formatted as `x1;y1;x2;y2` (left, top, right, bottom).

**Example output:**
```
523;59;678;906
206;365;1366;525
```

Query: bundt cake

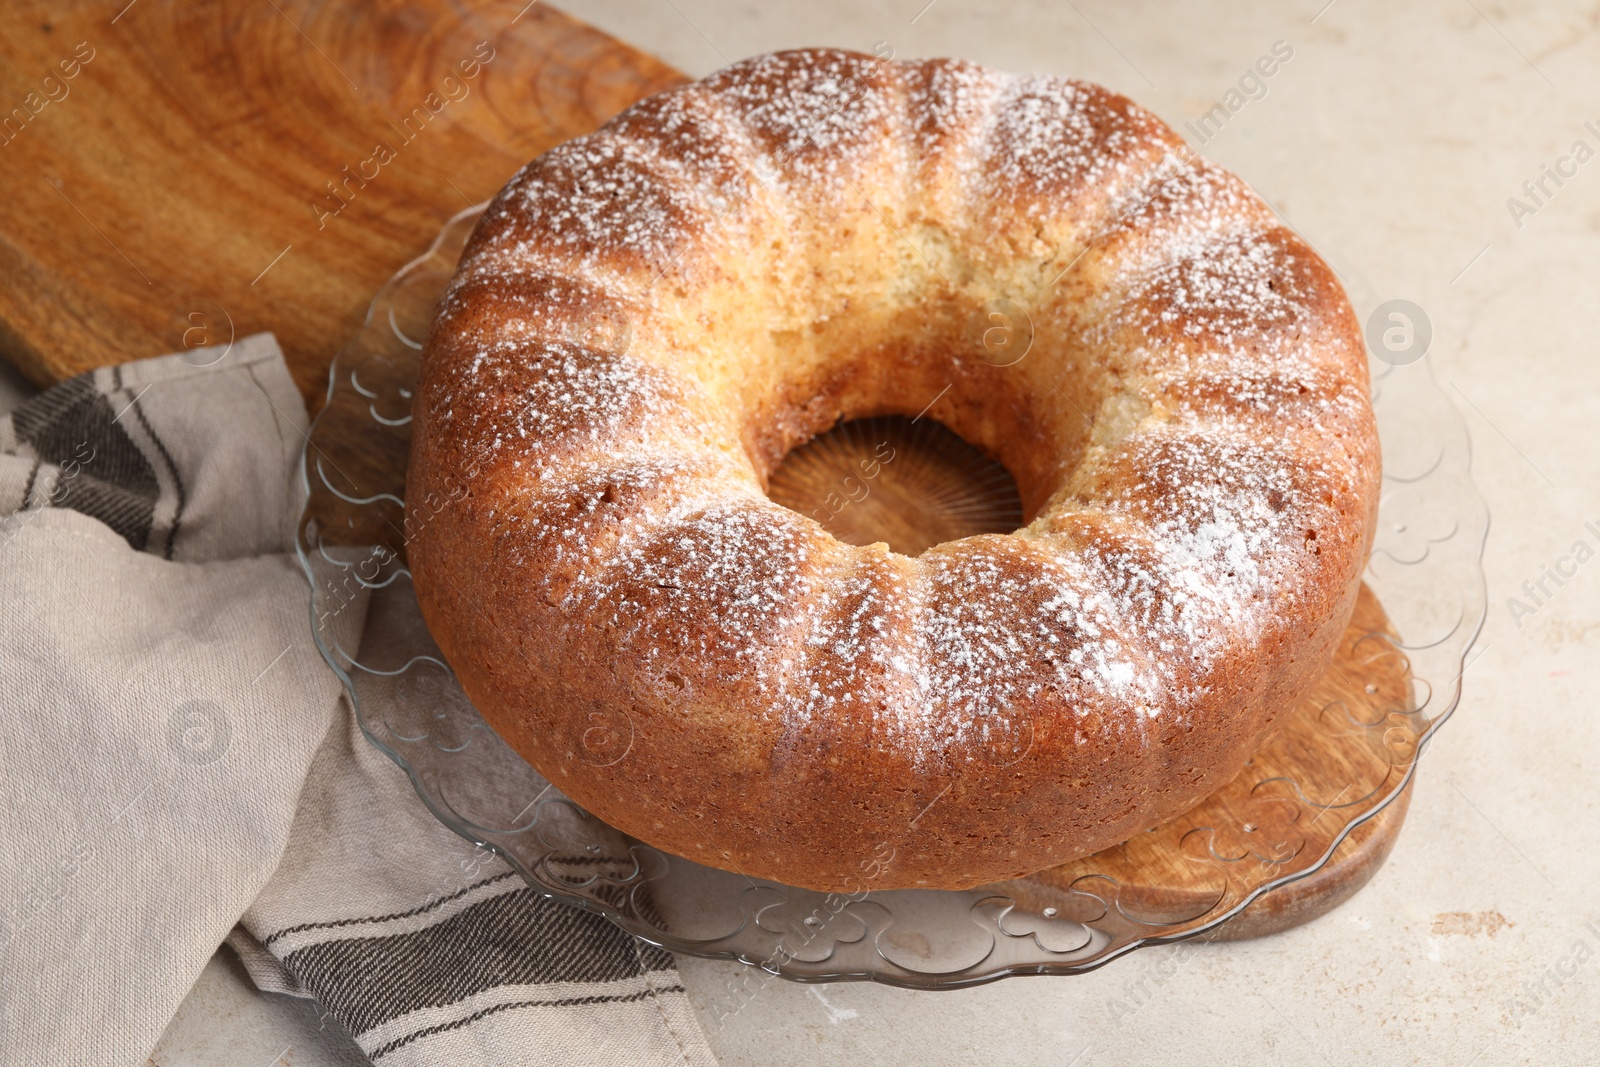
406;48;1381;892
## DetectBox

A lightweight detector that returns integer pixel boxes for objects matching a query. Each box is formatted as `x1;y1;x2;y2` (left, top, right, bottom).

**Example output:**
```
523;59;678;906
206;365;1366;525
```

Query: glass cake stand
295;204;1488;988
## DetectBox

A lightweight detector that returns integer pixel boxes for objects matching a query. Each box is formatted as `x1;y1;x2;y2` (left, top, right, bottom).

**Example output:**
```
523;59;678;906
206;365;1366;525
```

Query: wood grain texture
766;415;1024;557
1203;776;1412;941
0;0;684;408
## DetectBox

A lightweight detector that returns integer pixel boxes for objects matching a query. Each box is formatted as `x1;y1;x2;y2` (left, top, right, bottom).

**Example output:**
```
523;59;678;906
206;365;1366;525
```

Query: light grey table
150;1;1600;1063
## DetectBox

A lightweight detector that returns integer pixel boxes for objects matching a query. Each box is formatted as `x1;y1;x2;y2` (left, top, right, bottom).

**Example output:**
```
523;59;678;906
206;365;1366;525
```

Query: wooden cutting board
0;0;685;408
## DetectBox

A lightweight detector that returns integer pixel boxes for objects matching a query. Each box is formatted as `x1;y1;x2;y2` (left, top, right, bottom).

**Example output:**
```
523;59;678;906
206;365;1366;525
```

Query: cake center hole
765;416;1024;556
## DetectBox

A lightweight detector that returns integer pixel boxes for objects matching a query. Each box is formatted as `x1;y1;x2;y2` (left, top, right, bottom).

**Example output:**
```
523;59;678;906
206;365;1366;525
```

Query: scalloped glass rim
295;203;1489;989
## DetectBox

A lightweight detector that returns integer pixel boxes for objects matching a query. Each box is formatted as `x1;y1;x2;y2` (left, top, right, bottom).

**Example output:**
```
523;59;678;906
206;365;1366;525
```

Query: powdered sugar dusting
425;336;696;488
510;136;702;267
416;48;1374;798
1064;426;1327;652
568;501;827;705
912;540;1162;764
985;76;1147;194
903;58;1009;168
705;49;897;202
1133;230;1305;339
1081;155;1272;280
1070;216;1344;419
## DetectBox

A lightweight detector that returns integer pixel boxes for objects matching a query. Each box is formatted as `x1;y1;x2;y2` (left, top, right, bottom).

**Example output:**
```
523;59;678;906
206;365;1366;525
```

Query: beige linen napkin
0;336;713;1067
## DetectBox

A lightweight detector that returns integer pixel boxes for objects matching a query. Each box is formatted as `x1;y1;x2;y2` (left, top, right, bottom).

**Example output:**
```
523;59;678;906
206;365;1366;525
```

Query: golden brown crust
407;48;1381;891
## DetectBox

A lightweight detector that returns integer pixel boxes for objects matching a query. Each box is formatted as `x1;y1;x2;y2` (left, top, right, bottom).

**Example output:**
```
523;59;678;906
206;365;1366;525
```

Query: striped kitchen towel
0;336;713;1067
229;589;709;1067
